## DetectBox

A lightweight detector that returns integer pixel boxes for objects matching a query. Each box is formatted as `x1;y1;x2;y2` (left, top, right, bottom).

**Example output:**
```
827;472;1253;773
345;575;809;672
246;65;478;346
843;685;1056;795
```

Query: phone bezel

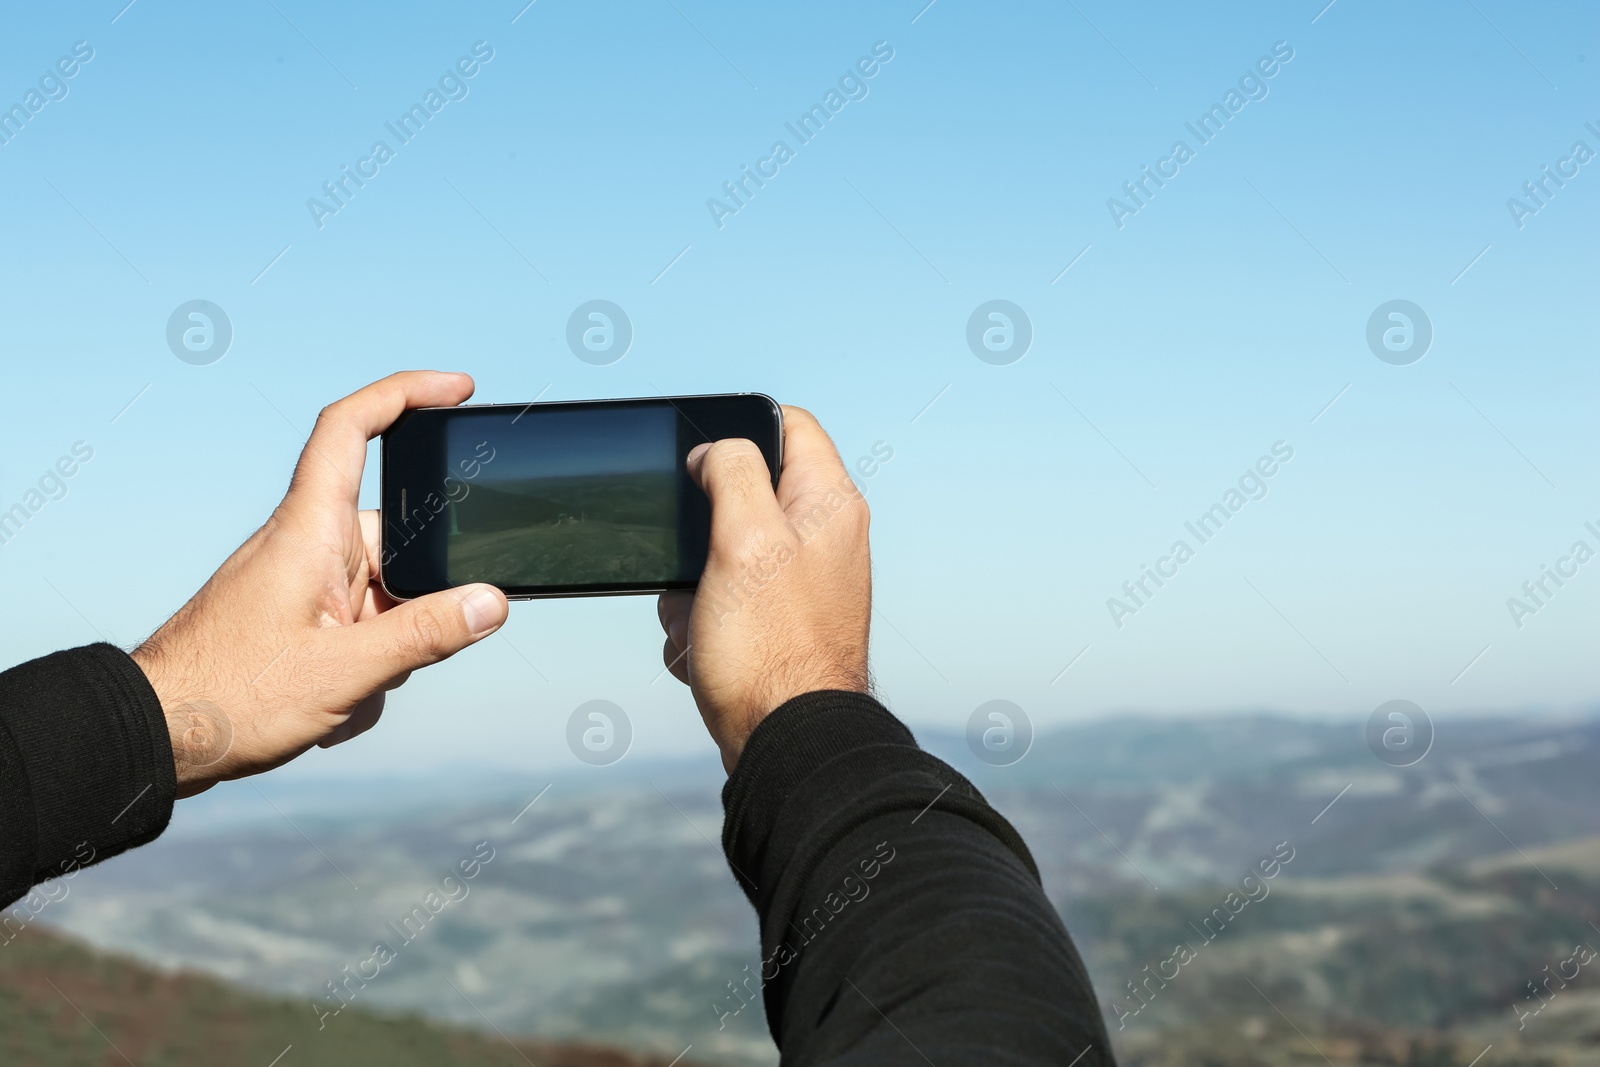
379;393;782;601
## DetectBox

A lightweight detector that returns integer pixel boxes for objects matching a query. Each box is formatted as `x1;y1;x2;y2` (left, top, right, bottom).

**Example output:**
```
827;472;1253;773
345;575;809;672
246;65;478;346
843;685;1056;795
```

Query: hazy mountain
19;712;1600;1065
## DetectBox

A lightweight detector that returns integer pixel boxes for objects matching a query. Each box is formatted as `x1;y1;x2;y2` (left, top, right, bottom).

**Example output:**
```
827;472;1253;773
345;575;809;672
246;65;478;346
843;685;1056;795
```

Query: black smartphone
380;394;782;599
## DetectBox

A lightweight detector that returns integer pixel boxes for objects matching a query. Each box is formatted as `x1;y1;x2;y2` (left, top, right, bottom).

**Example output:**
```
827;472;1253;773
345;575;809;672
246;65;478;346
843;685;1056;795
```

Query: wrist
715;672;871;773
131;644;231;797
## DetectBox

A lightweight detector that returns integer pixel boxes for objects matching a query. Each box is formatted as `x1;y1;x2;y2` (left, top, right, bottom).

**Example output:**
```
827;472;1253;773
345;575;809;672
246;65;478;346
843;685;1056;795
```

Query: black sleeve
721;690;1114;1066
0;643;176;910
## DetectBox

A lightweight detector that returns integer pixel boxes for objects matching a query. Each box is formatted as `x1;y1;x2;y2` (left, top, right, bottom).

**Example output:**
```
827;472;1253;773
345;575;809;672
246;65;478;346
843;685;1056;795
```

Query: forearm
722;691;1114;1066
0;644;176;911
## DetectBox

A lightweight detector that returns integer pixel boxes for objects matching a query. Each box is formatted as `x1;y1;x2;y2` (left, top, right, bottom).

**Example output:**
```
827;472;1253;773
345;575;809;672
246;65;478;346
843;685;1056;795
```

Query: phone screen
444;404;679;588
381;394;781;599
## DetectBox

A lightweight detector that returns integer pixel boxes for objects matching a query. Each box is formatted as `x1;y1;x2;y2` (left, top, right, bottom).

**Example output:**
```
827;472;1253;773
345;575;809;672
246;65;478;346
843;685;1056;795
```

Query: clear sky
0;0;1596;775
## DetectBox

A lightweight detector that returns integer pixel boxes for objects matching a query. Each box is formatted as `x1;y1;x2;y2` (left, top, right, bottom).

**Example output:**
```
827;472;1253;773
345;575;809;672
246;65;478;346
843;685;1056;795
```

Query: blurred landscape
0;924;710;1067
10;711;1600;1066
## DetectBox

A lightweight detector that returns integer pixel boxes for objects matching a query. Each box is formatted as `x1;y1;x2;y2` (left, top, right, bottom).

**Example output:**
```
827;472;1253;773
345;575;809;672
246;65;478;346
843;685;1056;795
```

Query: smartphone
380;394;782;599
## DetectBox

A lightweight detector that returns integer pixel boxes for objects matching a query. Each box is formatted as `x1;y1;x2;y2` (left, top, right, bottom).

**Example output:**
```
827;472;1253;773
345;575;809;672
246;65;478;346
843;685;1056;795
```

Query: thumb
330;583;508;693
687;439;783;534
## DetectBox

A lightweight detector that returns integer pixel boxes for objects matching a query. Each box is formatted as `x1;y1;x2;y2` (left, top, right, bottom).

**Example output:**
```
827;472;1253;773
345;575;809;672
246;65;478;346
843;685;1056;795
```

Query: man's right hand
656;407;872;773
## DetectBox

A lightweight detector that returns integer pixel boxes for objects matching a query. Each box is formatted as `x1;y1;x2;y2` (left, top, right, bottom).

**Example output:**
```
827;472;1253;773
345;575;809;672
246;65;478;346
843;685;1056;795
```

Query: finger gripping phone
380;394;781;599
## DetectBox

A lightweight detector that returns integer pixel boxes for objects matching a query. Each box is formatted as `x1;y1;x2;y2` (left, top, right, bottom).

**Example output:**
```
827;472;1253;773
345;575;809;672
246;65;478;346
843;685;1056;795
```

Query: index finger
287;371;475;509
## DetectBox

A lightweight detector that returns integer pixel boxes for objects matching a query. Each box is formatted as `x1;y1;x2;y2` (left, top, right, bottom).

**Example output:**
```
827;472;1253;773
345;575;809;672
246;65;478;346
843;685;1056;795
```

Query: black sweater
0;645;1113;1065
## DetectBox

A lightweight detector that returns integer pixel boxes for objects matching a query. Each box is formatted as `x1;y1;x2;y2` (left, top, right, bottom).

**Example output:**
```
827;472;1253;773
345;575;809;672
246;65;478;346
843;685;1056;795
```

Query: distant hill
24;711;1600;1066
0;925;708;1067
1084;838;1600;1066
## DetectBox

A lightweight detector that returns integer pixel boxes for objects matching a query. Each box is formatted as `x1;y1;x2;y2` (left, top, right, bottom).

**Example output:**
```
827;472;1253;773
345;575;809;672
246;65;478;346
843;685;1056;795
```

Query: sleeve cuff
721;690;1039;912
0;643;176;887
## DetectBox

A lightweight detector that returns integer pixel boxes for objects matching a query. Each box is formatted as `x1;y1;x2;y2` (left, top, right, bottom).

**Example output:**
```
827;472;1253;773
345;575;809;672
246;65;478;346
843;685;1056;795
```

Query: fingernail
668;616;688;652
461;586;504;636
687;442;711;465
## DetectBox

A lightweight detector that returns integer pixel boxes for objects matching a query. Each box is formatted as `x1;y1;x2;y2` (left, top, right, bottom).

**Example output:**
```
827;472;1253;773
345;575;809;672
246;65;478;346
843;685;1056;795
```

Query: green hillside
0;926;704;1067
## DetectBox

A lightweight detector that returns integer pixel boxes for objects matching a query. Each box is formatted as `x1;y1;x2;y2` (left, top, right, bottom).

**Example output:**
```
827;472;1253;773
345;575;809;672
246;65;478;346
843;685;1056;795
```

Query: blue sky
0;0;1596;774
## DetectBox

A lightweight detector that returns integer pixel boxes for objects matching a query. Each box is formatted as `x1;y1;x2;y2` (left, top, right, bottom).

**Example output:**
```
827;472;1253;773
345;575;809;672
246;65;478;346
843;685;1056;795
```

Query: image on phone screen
444;406;679;587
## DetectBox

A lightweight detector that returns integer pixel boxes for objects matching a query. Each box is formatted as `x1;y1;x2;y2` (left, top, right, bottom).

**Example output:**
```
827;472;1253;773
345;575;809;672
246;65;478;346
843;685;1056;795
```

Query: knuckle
400;606;451;659
310;406;349;444
845;494;870;533
715;522;793;571
833;477;869;520
706;437;758;466
706;439;765;489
